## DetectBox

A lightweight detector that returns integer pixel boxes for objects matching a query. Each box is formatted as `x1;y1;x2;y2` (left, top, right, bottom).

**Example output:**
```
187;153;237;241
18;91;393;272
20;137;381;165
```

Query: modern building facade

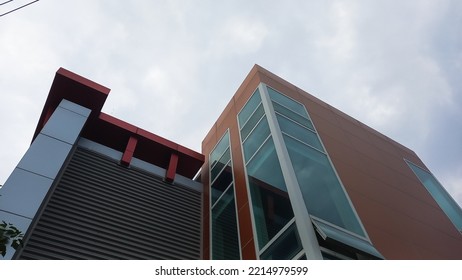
0;68;204;259
1;65;462;259
202;65;462;260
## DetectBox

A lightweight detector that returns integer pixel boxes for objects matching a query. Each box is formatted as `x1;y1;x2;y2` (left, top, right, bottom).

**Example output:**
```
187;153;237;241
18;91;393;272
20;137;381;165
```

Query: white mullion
259;83;323;260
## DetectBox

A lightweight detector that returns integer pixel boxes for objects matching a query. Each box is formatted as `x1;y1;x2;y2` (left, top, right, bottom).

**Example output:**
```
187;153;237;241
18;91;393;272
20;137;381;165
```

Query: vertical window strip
406;160;462;231
209;130;241;259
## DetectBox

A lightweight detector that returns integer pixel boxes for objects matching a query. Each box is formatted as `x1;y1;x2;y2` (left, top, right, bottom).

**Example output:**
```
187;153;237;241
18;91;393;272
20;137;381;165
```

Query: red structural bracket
38;67;204;179
121;136;138;167
165;153;179;183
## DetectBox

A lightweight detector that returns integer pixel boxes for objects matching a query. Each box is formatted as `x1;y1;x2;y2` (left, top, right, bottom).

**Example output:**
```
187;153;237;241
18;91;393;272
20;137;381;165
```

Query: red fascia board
33;68;110;141
92;113;204;178
98;112;138;134
35;67;204;178
137;128;179;151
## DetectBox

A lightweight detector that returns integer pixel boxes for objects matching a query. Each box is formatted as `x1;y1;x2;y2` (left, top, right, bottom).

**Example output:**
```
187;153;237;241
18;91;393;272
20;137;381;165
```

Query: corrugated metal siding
18;147;202;259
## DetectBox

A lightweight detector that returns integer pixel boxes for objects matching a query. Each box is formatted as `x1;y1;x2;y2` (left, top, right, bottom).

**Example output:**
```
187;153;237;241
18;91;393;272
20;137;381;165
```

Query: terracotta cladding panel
202;125;217;157
365;225;429;259
216;100;236;132
238;202;254;250
241;238;257;260
351;192;462;259
367;132;402;157
331;157;365;193
342;168;458;235
321;134;362;167
310;115;349;145
344;132;383;162
234;77;261;112
392;171;443;206
304;100;339;125
203;211;210;259
258;71;300;99
358;154;403;187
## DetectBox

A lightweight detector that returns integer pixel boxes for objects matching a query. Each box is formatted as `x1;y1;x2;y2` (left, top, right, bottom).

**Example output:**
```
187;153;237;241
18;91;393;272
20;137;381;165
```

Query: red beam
121;136;138;167
165;153;179;183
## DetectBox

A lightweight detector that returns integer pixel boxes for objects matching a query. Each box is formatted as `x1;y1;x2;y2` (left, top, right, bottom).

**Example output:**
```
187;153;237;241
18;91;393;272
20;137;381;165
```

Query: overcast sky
1;0;461;207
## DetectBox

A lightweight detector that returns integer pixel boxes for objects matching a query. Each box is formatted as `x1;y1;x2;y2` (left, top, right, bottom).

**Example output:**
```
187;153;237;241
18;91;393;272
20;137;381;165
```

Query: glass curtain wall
238;89;302;260
406;160;462;232
210;131;240;259
238;85;376;259
266;86;366;238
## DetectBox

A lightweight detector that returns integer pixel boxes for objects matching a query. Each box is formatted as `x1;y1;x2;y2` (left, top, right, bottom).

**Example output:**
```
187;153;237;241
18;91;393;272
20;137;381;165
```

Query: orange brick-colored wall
202;65;462;259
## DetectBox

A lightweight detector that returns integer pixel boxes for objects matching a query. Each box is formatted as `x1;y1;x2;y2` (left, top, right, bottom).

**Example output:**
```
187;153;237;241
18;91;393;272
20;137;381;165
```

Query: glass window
210;148;231;182
260;222;302;260
276;114;323;152
272;101;314;131
240;104;265;141
210;132;230;169
243;117;270;163
283;135;365;237
246;137;294;248
267;87;308;118
407;161;462;231
209;130;241;259
212;186;240;259
211;165;233;205
238;89;262;127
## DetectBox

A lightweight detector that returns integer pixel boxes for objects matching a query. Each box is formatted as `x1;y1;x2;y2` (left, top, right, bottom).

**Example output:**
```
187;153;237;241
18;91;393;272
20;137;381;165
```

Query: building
201;65;462;260
0;68;204;259
1;65;462;259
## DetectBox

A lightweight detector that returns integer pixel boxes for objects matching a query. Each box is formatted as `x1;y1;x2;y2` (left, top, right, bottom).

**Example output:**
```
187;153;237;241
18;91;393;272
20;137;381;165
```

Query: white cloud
208;16;269;57
0;0;461;209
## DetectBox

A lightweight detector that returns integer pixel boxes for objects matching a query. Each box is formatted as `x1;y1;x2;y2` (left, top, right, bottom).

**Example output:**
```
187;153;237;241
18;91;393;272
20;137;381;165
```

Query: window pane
238;89;262;127
276;114;323;152
243;117;270;163
260;223;302;260
407;161;462;230
210;131;230;169
267;87;308;118
211;165;233;205
212;186;240;259
240;104;265;141
283;135;365;237
272;102;314;131
246;137;294;248
210;148;231;182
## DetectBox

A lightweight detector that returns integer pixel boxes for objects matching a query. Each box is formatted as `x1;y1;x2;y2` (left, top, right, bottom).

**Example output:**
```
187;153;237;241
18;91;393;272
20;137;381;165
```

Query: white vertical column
258;83;322;260
0;100;91;259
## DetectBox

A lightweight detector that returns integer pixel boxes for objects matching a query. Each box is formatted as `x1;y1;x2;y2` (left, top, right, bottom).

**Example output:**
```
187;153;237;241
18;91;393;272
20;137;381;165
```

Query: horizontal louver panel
19;147;202;259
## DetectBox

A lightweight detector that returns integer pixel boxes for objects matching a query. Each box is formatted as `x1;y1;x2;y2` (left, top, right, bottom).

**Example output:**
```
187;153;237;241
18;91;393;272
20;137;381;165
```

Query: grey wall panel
18;147;202;259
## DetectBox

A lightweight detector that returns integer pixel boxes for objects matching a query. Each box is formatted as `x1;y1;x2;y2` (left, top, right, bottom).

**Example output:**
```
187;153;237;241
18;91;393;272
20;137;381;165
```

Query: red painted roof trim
34;68;204;179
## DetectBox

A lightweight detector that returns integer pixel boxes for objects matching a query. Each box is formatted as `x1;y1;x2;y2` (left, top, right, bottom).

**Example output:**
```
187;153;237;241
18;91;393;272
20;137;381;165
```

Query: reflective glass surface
246;137;294;248
276;114;323;151
210;148;231;182
238;89;262;127
243;117;270;163
210;132;230;169
212;186;240;259
210;131;241;259
240;104;265;141
272;102;314;130
267;87;308;118
260;222;302;260
211;165;233;205
284;135;365;236
407;161;462;230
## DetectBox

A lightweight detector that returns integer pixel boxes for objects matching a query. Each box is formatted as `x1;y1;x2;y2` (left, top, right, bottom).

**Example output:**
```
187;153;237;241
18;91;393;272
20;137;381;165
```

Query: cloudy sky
1;0;461;206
